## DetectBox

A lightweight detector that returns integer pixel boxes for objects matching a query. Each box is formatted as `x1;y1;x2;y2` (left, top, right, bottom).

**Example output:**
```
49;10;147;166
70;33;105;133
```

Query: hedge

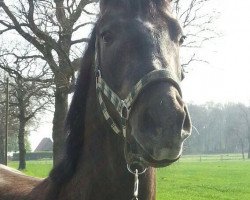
12;151;53;161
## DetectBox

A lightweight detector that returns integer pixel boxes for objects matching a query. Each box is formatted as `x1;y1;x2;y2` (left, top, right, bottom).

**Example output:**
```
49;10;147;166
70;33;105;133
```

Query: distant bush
12;151;53;161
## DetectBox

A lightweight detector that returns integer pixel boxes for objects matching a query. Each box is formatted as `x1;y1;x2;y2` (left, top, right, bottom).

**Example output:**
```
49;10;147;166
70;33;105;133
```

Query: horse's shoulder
0;164;42;200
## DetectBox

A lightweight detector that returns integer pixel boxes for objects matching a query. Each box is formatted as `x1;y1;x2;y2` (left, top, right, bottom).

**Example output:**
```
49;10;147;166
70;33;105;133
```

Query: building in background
34;138;53;152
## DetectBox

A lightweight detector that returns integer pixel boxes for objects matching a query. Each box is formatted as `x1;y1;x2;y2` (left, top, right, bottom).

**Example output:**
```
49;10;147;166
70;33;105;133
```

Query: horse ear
99;0;107;14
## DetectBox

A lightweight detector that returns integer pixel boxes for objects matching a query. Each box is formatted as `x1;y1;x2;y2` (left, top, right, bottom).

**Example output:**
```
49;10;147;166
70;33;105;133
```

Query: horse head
95;0;192;169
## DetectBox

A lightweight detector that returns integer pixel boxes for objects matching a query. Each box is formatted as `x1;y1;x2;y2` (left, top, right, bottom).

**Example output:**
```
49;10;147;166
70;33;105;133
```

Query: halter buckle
121;100;129;120
95;69;101;84
96;69;101;77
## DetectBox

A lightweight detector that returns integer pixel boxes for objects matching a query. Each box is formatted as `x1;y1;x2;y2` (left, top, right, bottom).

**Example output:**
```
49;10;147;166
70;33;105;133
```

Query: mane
49;28;96;185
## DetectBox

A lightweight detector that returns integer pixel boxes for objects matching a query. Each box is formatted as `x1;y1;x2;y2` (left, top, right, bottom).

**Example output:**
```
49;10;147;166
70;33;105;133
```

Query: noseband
96;68;182;136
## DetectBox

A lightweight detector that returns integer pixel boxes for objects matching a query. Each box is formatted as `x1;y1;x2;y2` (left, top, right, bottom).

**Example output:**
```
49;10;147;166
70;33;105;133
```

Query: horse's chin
124;138;181;169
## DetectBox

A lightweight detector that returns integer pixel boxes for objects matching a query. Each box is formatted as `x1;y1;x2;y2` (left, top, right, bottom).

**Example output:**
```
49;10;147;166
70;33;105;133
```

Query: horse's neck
61;84;156;200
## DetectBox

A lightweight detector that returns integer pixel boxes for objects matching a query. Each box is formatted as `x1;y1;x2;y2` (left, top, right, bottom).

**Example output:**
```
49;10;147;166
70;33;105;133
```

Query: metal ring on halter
121;100;129;120
95;69;101;86
127;164;147;175
95;69;101;79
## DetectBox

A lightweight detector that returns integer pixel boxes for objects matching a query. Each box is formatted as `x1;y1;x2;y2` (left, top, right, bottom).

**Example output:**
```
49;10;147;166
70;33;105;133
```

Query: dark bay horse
0;0;191;199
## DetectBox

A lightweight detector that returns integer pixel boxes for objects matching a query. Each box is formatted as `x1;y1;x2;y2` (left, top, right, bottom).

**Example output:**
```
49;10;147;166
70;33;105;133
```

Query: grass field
7;155;250;200
8;160;52;178
157;161;250;200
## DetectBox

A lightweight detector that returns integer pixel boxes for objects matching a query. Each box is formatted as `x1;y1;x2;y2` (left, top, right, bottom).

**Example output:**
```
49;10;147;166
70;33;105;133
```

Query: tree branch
0;2;45;53
73;22;94;32
71;37;89;45
27;0;66;57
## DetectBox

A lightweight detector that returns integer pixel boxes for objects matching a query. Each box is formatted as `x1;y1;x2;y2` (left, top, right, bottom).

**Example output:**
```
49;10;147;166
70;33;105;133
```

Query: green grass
8;160;52;178
7;156;250;199
157;159;250;200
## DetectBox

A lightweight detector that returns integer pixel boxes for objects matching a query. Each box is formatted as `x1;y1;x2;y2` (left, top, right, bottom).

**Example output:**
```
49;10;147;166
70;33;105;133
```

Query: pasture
8;155;250;200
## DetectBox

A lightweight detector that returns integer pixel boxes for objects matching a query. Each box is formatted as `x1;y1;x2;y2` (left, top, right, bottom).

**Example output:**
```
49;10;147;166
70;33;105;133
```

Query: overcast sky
29;0;250;150
182;0;250;105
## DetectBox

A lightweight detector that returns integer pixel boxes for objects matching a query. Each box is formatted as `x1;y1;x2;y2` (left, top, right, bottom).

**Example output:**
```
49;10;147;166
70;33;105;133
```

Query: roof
34;138;53;152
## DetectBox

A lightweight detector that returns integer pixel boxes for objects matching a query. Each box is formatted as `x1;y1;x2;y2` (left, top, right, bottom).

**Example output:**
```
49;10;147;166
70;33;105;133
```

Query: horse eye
179;35;186;46
101;31;113;44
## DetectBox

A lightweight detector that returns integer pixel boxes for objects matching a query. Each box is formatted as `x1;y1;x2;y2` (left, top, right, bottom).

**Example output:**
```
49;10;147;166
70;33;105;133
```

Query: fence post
5;77;9;166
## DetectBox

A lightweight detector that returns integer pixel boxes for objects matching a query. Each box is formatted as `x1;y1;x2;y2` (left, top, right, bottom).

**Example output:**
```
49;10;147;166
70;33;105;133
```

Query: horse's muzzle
124;82;192;167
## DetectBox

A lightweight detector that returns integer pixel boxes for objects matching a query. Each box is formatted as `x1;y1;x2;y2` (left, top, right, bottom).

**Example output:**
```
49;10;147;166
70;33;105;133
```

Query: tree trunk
248;148;250;159
18;119;26;170
239;138;245;160
0;127;5;164
52;88;68;165
248;136;250;159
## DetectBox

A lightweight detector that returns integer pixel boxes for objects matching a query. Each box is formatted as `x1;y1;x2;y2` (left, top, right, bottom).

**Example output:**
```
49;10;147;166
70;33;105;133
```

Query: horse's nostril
141;110;162;138
142;110;177;141
182;106;192;134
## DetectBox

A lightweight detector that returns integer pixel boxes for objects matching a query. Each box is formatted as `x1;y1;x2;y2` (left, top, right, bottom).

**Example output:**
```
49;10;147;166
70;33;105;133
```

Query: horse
0;0;192;199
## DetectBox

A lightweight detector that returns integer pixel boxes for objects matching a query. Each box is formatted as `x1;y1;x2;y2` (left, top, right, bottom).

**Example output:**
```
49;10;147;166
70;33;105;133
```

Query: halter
96;68;182;136
94;36;182;200
94;40;182;138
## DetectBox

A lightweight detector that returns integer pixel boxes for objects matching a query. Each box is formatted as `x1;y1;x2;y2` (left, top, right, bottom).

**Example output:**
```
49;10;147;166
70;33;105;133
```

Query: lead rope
127;164;147;200
133;169;139;200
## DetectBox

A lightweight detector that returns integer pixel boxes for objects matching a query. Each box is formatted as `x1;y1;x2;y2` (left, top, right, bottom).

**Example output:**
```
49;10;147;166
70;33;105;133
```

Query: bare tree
0;0;97;164
239;105;250;159
0;132;4;164
0;75;21;164
0;0;217;165
173;0;219;67
0;51;53;169
0;89;5;164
